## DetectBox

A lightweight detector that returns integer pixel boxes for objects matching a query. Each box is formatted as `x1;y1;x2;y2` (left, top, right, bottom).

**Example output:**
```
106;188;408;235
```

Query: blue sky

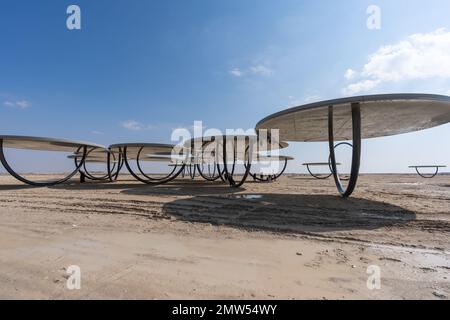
1;0;450;173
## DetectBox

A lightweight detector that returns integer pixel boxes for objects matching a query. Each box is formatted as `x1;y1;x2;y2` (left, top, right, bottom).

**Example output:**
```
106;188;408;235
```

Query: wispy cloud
343;28;450;95
229;68;243;77
229;64;273;78
3;101;14;107
121;120;154;131
91;130;104;135
3;99;31;109
250;64;273;76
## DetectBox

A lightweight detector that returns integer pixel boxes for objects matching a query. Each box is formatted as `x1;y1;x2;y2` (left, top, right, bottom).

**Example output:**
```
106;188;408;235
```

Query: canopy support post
222;136;252;188
328;103;361;198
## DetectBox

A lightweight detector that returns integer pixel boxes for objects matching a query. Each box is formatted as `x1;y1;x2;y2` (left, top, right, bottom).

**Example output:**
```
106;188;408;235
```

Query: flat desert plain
0;174;449;299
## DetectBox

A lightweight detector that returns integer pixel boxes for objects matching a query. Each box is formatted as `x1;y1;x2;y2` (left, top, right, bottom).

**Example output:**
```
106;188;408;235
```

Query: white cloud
121;120;154;131
250;65;273;76
91;130;104;135
344;69;357;80
15;100;30;109
343;28;450;95
229;64;273;78
229;68;243;77
344;80;381;96
3;100;31;109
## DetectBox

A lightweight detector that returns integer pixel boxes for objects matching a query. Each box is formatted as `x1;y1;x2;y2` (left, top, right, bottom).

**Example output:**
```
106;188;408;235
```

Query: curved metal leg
107;150;118;181
187;164;197;180
306;164;333;180
76;148;116;181
216;163;227;183
415;167;439;179
0;139;87;187
197;162;222;182
107;149;123;182
275;158;288;180
328;103;361;198
222;136;252;188
135;147;178;181
122;146;185;185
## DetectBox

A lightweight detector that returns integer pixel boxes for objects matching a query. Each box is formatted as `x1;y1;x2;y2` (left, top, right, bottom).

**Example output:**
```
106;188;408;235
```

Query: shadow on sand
49;181;143;191
47;179;244;196
0;184;38;191
159;193;416;234
121;180;245;196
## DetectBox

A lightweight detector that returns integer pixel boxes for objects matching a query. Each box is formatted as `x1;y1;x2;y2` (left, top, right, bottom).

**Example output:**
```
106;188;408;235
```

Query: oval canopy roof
255;94;450;142
109;143;176;159
0;135;106;152
256;155;294;162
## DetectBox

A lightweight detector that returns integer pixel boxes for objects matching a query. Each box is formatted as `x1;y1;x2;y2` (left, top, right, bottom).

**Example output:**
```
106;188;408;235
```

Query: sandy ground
0;173;449;300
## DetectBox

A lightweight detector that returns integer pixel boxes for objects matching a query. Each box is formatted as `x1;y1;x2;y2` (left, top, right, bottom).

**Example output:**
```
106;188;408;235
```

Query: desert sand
0;173;449;300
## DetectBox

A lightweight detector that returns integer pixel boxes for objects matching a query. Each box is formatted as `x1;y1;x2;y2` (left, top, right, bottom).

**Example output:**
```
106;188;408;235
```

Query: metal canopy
303;162;342;166
109;143;176;159
141;155;184;163
256;94;450;142
256;155;294;162
408;165;447;168
0;135;106;152
409;165;447;178
68;154;107;161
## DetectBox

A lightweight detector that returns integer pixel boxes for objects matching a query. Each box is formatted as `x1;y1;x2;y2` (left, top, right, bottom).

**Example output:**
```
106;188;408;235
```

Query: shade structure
256;155;294;162
0;135;105;152
255;93;450;197
408;165;447;168
109;143;178;160
108;142;185;185
70;148;114;160
68;155;114;163
0;135;108;186
302;162;342;166
408;165;447;178
302;162;343;180
256;94;450;142
181;135;290;171
142;156;178;162
180;135;275;187
68;150;123;182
